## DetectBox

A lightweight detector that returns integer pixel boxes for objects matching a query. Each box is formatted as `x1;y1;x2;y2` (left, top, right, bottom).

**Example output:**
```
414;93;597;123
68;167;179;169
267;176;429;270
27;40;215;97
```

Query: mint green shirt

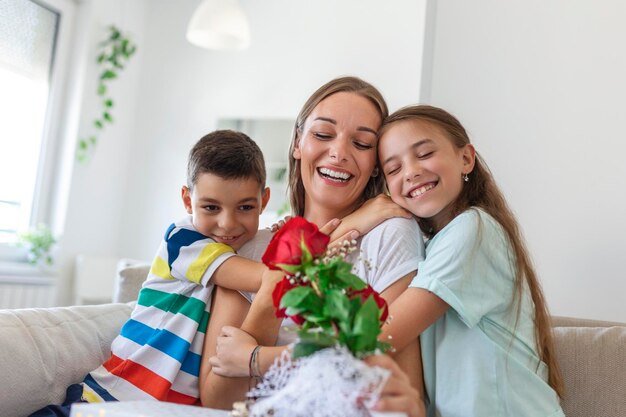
411;209;564;417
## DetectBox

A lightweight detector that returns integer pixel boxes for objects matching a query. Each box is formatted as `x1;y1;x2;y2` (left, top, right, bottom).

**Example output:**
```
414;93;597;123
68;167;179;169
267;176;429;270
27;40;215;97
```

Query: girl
377;105;564;416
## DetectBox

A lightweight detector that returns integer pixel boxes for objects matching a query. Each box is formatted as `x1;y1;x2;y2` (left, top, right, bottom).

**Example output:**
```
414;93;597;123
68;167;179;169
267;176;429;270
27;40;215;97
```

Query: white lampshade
186;0;251;50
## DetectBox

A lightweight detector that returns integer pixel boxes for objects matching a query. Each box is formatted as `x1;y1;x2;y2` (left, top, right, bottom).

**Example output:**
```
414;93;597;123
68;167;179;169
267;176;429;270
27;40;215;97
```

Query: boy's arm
211;256;267;293
329;195;412;243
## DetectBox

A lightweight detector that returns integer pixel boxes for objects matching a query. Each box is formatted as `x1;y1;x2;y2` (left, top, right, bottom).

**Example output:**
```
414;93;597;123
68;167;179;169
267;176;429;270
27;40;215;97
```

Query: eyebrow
313;117;378;136
198;197;258;204
382;138;434;165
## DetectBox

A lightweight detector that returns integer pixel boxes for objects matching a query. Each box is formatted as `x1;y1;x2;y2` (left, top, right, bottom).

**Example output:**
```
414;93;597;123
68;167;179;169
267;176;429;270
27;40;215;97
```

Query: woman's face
293;92;382;218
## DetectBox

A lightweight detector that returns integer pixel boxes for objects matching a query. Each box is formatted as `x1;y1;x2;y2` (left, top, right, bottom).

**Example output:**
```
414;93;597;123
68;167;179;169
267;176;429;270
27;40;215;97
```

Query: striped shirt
83;216;235;404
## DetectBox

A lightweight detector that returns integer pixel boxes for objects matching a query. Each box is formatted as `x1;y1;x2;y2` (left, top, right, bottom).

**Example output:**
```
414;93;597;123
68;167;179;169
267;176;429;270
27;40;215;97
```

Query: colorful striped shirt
83;216;235;404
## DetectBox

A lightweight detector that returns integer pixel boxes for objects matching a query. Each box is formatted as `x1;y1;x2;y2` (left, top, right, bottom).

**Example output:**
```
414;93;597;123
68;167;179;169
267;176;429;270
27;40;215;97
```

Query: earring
371;167;379;178
462;173;469;182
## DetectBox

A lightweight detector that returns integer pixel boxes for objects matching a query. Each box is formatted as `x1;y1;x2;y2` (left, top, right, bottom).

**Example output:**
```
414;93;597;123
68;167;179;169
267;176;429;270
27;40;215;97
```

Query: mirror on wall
217;118;294;226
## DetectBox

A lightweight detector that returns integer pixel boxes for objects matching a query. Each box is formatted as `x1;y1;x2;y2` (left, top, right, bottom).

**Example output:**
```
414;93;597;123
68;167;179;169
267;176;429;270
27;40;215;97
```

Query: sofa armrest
0;302;133;417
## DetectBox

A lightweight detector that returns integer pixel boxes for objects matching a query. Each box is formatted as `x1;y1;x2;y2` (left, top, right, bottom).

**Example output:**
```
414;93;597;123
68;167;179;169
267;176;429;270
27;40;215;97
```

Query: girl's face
379;120;475;232
293;92;381;218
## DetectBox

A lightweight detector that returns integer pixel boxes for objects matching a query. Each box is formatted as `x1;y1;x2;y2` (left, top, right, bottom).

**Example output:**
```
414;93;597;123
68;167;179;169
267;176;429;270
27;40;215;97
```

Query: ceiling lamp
186;0;250;50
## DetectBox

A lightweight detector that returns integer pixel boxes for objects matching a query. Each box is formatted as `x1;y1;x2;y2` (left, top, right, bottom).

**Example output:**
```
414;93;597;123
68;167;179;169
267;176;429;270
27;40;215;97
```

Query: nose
328;137;349;162
404;160;422;182
218;211;238;231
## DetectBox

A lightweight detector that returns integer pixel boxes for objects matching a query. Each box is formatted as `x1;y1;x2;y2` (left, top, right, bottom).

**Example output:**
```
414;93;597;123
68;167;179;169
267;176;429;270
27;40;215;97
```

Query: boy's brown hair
187;130;266;191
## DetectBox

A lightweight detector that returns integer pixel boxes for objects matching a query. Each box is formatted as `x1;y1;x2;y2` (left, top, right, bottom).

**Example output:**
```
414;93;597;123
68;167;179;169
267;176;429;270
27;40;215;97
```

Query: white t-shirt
239;217;425;345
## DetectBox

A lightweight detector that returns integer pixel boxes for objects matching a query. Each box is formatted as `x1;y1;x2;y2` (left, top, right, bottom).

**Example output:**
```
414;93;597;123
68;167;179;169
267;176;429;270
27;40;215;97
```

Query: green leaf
104;99;114;108
324;289;350;323
89;136;97;145
275;263;301;274
297;330;336;346
100;69;117;80
335;261;367;290
292;342;326;359
97;84;107;96
94;120;103;129
280;286;314;310
352;297;381;353
103;112;113;123
300;237;313;264
78;139;88;150
97;53;106;64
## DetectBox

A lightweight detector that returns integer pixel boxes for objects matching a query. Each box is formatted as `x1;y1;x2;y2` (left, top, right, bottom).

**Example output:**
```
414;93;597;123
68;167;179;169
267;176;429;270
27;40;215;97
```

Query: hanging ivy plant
77;25;137;162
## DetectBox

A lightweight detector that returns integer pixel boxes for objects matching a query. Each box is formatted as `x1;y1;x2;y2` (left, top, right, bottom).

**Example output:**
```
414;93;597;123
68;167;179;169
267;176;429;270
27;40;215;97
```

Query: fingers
364;355;408;383
319;218;341;235
373;396;422;417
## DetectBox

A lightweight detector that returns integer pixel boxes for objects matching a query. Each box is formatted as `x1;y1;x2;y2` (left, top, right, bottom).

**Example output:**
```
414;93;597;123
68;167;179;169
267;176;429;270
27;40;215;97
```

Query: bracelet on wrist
249;345;262;378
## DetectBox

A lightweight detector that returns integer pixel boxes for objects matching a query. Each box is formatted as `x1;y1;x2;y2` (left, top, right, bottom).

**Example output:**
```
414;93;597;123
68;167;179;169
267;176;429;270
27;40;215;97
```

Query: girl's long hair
381;105;564;397
287;76;388;216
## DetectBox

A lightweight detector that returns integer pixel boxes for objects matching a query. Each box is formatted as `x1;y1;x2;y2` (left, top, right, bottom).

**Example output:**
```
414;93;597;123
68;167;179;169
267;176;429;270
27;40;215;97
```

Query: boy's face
182;173;270;250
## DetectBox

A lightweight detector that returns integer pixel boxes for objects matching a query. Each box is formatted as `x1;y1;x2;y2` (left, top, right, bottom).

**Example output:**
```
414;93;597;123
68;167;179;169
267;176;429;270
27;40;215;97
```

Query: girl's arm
199;286;253;409
329;195;411;242
382;287;450;352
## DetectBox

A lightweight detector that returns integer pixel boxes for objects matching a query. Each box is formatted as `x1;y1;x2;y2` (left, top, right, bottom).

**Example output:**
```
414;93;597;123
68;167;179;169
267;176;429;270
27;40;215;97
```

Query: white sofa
0;265;625;417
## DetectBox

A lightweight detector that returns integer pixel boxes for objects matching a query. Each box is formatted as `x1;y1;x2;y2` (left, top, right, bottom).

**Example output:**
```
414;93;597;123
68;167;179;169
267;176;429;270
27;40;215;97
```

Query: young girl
377;105;565;416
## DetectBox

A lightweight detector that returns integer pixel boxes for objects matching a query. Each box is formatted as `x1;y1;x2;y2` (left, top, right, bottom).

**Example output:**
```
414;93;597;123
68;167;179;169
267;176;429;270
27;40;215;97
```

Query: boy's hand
208;326;258;378
267;215;292;233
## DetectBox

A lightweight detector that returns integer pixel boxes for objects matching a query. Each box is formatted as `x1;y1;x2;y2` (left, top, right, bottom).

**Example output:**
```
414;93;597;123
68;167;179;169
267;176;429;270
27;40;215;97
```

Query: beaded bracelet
249;345;262;378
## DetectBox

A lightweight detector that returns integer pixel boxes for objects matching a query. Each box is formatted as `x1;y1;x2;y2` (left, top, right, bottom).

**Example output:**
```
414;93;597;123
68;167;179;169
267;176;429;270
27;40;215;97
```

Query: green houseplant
77;25;137;162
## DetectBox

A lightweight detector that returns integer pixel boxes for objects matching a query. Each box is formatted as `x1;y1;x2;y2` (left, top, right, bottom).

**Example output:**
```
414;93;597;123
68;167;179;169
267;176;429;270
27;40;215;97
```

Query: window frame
0;0;77;266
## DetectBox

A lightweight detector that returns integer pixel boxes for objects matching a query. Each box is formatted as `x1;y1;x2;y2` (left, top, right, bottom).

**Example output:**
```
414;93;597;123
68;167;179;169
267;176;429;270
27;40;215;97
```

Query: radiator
0;276;55;309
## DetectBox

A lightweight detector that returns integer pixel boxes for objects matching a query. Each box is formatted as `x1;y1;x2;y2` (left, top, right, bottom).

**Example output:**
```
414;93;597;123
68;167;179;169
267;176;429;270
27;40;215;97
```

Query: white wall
117;0;427;261
426;1;626;321
55;0;148;304
57;0;428;304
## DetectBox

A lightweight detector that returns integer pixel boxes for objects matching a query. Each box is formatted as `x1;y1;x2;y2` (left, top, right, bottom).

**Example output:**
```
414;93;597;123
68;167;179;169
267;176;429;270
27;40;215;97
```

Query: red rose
262;217;330;273
349;285;389;323
272;277;305;325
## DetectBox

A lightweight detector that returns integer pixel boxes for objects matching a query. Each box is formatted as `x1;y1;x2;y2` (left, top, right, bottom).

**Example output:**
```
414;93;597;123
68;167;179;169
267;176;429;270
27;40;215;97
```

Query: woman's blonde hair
287;76;388;216
381;105;564;397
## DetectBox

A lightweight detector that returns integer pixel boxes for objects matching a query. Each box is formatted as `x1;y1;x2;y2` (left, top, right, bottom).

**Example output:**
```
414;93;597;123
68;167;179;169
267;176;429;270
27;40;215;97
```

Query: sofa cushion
113;261;150;303
0;303;132;417
553;317;626;417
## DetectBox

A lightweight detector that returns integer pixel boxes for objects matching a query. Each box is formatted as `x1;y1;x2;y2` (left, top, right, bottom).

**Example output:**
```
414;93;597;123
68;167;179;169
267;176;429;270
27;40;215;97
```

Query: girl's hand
364;355;426;417
328;195;411;244
208;326;258;377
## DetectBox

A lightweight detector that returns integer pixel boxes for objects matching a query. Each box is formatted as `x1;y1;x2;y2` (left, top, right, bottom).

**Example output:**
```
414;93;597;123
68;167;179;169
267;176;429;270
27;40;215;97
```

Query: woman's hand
208;326;259;377
364;355;426;417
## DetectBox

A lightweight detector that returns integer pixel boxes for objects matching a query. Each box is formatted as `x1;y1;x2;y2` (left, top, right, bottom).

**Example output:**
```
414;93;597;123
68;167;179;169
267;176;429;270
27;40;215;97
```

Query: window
0;0;75;260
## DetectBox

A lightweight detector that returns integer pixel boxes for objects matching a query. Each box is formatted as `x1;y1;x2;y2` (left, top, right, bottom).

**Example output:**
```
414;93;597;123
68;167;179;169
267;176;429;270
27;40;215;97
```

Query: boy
31;130;274;416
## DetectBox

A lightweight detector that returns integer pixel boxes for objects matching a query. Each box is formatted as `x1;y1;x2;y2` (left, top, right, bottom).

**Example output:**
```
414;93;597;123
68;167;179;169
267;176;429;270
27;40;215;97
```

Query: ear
292;134;302;160
181;185;193;214
461;144;476;174
260;187;271;212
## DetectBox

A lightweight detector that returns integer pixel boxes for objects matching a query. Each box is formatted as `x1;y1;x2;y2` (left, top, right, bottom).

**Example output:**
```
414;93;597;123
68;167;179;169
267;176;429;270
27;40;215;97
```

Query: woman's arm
199;286;253;409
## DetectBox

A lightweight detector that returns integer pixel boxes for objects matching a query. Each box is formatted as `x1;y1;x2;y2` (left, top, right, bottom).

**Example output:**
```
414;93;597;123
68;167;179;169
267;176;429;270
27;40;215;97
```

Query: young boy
31;130;274;416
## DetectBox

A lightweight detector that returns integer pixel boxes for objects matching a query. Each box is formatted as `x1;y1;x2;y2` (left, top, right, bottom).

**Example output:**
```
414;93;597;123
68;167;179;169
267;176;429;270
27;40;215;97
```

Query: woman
199;77;425;412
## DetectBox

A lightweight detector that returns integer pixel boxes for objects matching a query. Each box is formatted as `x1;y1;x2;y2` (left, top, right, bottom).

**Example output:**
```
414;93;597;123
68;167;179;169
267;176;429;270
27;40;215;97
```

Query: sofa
0;265;624;417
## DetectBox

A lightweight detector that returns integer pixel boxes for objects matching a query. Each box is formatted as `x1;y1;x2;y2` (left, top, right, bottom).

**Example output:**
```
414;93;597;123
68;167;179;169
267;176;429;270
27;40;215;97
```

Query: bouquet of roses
241;217;393;417
262;216;390;358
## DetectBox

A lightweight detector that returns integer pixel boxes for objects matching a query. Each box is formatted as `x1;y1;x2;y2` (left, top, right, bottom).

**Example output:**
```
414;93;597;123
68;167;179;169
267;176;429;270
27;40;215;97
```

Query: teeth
409;183;435;198
319;167;351;180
